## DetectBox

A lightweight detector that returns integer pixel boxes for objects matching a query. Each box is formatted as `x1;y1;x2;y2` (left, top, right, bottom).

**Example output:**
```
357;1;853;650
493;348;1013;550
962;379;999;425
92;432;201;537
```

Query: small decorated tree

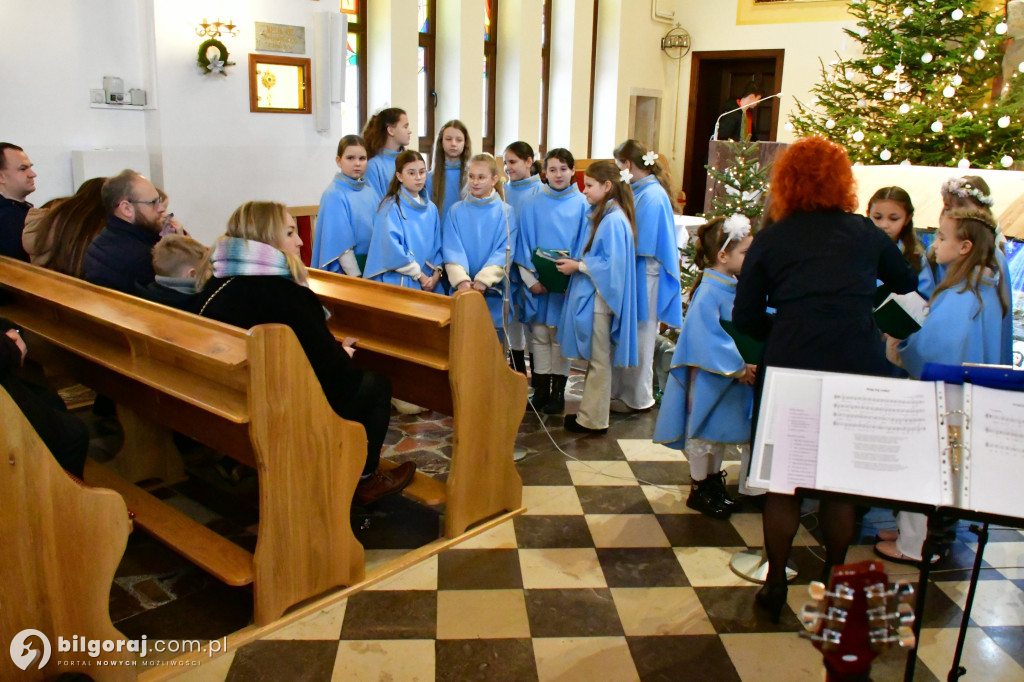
703;140;771;222
789;0;1022;169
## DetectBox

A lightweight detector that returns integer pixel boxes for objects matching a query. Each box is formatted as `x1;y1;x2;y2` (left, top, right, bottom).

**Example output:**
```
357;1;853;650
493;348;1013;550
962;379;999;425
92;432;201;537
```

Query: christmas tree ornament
904;7;914;17
784;122;794;132
932;120;944;132
998;115;1011;128
880;149;893;161
873;64;884;76
951;9;964;21
974;47;986;60
921;52;933;64
884;90;896;101
996;22;1008;35
943;85;956;97
1019;62;1024;73
951;74;963;86
826;119;836;129
856;98;867;108
853;131;865;142
958;158;971;169
899;81;912;93
900;159;912;166
1001;155;1013;168
899;103;911;114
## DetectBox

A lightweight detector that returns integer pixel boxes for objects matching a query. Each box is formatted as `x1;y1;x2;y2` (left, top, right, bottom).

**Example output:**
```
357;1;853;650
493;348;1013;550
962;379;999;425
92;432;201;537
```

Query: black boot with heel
686;477;731;519
529;373;550;410
544;374;567;414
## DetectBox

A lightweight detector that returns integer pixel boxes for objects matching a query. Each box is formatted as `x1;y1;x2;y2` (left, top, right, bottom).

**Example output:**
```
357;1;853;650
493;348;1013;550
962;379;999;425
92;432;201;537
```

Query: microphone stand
711;93;785;142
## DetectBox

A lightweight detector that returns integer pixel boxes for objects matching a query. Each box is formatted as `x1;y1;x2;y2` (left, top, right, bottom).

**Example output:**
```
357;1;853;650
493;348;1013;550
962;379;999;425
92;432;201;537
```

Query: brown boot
354;461;416;506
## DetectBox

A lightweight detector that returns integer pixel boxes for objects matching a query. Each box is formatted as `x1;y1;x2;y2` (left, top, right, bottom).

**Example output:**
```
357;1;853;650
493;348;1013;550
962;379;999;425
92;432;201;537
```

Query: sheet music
748;368;823;491
965;385;1024;518
816;375;942;505
768;405;820;494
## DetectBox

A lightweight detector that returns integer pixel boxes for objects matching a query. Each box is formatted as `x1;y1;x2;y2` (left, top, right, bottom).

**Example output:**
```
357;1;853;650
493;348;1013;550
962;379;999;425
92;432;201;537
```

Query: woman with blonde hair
195;201;415;506
732;137;918;622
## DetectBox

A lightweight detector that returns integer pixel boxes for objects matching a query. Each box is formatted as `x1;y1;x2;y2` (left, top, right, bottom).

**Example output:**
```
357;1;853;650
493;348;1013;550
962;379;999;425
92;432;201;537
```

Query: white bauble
884;90;895;101
951;74;963;86
921;52;933;64
943;85;955;97
904;7;914;16
951;9;964;20
996;22;1008;35
880;149;893;161
900;159;912;166
825;119;836;129
974;47;986;60
872;64;884;76
899;103;911;114
1001;155;1014;168
852;131;865;142
784;122;794;132
998;116;1011;128
931;120;944;133
958;157;971;169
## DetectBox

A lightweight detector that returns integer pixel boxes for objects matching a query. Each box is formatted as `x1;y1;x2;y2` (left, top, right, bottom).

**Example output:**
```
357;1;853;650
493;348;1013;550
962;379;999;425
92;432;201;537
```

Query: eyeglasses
129;196;165;207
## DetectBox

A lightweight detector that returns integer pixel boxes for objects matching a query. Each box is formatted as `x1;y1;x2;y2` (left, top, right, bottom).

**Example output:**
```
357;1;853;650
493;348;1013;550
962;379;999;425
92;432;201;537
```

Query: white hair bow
720;214;752;252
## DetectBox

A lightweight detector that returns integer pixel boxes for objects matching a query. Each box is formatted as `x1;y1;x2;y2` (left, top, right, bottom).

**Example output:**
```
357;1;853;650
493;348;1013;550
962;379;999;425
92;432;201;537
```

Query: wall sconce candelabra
196;17;238;39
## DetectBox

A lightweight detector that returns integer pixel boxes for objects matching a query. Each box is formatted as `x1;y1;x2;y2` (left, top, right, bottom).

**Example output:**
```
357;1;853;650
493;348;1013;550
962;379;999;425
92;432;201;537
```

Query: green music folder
531;248;571;293
355;253;367;273
720;319;765;365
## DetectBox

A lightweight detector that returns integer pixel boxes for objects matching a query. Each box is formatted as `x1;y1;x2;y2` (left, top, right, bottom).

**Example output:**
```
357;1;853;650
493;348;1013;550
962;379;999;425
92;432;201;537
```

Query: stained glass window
419;0;430;34
341;32;361;134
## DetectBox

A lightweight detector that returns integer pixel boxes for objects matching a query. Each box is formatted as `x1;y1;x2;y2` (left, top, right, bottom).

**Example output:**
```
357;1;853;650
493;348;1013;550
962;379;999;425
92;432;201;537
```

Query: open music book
748;367;1024;519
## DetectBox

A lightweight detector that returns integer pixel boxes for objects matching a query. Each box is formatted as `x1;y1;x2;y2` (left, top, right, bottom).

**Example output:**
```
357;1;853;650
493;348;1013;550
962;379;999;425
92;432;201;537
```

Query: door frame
681;49;784;214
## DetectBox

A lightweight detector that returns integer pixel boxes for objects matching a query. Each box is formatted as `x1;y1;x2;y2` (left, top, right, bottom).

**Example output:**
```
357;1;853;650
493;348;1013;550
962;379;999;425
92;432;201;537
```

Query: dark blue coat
83;215;160;294
0;196;31;261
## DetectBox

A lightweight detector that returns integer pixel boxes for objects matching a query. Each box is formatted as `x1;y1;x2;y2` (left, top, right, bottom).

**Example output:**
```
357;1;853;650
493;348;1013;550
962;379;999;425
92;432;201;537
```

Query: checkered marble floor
163;407;1024;682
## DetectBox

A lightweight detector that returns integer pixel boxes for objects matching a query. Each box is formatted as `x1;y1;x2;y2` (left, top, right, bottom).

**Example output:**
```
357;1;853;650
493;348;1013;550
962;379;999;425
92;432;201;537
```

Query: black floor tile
629;461;690;486
523;588;624;637
340;590;436;640
558;437;628;461
516;450;574;486
694;586;801;634
919;582;969;629
435;639;538;682
577;485;655;515
657;514;747;548
513;515;594;549
436;548;523;590
116;581;252;641
352;494;442;550
597;547;690;588
983;625;1024;669
226;640;338;682
627;634;741;682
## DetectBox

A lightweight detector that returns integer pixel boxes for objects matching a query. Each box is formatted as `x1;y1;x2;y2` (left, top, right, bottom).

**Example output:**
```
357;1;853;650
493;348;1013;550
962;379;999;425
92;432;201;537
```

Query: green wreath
197;38;234;76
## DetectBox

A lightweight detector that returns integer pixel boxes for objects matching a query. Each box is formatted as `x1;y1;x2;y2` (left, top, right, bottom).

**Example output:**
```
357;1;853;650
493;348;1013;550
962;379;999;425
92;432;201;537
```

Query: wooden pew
0;385;134;681
306;270;528;537
0;256;366;627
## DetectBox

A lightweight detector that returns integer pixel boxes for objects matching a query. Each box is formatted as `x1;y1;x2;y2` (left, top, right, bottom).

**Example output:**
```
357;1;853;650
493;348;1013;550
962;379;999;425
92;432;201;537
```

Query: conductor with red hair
732;136;918;622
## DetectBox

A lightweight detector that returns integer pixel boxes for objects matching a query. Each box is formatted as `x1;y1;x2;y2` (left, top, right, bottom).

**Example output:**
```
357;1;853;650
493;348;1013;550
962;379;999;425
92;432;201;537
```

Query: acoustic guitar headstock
800;560;916;680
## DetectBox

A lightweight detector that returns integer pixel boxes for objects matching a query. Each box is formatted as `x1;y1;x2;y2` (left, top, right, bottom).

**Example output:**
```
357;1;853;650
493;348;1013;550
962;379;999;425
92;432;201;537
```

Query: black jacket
0;316;20;378
0;196;31;261
716;104;759;142
83;215;160;294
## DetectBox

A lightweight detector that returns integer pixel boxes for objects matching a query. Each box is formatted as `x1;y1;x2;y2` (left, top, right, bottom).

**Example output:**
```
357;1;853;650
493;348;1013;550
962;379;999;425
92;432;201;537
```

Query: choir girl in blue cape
442;153;516;343
502;141;544;377
936;175;1013;364
515;148;591;414
311;135;381;276
426;120;470;225
878;208;1008;566
362;108;412;197
868;187;935;298
557;161;639;435
610;139;684;412
364;150;443;292
653;215;756;518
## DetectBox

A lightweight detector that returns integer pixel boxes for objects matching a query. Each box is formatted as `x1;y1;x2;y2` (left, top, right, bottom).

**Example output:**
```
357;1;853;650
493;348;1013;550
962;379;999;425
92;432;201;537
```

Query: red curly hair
769;136;859;221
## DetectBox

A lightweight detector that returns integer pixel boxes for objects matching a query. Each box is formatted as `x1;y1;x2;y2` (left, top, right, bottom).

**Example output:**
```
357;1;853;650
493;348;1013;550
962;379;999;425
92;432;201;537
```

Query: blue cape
899;273;1003;379
311;173;381;273
632;175;683;328
934;249;1012;365
442;193;516;327
515;184;591;326
653;269;753;447
365;148;401;197
505;175;542;216
557;205;639;367
364;189;442;290
426;161;464;225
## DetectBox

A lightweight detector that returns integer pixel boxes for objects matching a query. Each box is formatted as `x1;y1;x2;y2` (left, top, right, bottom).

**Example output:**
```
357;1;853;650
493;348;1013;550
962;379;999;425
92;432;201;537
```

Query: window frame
418;0;438;154
482;0;499;154
539;0;551;156
347;1;369;131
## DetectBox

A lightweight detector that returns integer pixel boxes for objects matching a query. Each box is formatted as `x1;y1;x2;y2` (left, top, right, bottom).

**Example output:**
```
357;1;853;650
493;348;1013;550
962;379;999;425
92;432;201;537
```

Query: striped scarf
209;237;293;280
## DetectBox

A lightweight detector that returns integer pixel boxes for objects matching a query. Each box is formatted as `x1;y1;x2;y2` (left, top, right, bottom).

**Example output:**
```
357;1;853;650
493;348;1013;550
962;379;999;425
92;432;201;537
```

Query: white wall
0;0;152;204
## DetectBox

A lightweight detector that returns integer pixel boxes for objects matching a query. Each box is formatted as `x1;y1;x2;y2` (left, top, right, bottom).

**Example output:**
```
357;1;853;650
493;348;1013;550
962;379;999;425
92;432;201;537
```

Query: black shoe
529;373;551;409
563;414;608;435
708;470;739;511
543;374;567;414
686;477;731;519
755;581;788;624
510;349;527;376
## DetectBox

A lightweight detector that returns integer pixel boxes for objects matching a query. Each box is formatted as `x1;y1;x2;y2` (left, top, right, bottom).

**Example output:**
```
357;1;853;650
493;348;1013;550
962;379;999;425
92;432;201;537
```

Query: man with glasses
84;169;169;294
0;142;37;261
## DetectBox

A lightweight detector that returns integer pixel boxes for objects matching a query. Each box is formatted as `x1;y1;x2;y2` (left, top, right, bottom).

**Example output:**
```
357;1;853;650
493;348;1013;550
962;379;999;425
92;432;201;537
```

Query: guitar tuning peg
895;582;915;602
808;581;826;601
799;628;842;649
801;603;821;631
898;626;917;649
898;602;915;625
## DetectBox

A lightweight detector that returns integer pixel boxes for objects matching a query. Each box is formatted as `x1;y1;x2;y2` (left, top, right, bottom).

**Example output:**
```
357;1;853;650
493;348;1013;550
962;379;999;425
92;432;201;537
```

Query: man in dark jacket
0;319;89;476
0;142;37;261
715;83;763;142
83;169;167;294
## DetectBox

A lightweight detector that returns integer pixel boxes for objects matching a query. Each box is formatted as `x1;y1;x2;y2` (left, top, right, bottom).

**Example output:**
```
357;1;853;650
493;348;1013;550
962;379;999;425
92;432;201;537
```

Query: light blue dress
311;173;381;273
558;204;639;368
515;184;591;326
363;189;442;290
365;148;401;197
631;174;683;328
898;272;1003;378
442;193;516;329
653;269;753;447
426;161;464;225
933;249;1012;364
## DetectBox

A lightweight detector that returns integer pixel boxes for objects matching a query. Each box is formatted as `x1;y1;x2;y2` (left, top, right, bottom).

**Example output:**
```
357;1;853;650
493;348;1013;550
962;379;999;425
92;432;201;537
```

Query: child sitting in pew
194;201;416;506
137;234;207;310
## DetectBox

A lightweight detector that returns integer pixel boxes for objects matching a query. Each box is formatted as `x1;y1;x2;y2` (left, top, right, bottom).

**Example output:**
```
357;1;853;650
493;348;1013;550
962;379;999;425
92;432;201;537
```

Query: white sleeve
446;263;471;287
475;264;505;287
396;261;423;278
339;250;361;277
518;265;539;288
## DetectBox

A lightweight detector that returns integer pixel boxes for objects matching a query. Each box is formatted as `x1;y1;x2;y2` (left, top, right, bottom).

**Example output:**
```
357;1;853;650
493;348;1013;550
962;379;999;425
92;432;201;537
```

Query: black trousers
2;376;89;478
334;370;392;476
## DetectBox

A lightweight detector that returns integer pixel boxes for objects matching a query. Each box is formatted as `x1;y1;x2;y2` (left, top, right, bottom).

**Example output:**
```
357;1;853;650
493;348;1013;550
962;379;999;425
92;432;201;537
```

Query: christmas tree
703;140;771;221
789;0;1022;169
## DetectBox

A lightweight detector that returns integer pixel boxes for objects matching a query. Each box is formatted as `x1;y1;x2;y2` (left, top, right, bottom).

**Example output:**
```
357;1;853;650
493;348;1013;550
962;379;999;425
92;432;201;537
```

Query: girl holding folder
515;148;590;413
